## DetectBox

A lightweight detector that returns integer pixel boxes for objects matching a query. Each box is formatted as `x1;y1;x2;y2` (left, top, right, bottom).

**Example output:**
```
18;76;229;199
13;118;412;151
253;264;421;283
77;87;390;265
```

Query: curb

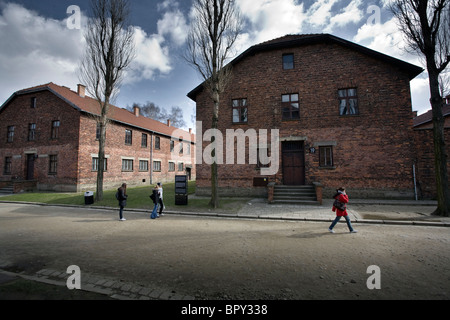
0;268;195;301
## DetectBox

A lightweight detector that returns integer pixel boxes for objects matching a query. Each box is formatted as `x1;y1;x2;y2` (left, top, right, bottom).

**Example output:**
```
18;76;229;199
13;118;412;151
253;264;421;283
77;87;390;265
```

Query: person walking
150;184;160;219
117;183;128;221
157;182;164;216
328;187;357;233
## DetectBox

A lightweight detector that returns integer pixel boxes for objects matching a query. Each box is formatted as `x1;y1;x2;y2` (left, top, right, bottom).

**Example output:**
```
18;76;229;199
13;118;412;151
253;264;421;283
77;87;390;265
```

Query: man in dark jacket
117;183;128;221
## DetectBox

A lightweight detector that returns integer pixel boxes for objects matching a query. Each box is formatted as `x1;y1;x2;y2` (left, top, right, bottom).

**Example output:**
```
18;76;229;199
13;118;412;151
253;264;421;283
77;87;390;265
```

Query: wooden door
282;141;305;185
26;154;35;180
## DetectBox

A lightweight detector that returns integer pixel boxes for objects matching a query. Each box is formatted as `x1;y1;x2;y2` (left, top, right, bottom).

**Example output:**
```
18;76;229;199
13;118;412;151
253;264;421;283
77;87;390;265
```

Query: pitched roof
413;104;450;127
187;33;424;101
1;82;195;142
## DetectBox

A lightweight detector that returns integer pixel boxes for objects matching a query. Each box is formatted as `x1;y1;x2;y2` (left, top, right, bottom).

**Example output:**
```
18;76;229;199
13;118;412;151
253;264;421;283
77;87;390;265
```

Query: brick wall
1;89;196;193
77;114;196;192
0;90;80;191
195;42;417;198
413;127;450;199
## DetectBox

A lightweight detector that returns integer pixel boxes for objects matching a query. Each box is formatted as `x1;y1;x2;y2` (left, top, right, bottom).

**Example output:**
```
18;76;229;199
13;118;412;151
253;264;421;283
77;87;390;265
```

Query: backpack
115;191;120;200
333;198;346;211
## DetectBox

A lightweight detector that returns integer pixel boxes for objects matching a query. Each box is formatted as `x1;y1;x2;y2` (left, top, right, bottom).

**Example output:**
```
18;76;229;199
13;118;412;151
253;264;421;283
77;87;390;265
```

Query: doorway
26;154;35;180
282;141;305;185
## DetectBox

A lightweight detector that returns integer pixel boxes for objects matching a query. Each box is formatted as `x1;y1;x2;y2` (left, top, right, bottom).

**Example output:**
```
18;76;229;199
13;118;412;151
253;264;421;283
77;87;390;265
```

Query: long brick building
0;82;195;193
188;34;426;200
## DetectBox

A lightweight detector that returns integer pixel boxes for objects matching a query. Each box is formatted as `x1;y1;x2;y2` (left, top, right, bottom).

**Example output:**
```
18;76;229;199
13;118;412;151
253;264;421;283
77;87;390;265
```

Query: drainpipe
413;164;418;201
150;134;154;185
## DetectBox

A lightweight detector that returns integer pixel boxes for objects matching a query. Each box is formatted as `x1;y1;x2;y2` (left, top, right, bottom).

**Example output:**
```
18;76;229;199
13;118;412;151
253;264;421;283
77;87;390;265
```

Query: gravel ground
0;202;449;300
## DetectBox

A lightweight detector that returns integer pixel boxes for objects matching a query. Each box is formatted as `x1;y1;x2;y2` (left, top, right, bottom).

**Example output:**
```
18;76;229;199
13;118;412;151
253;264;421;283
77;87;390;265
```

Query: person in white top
157;182;164;216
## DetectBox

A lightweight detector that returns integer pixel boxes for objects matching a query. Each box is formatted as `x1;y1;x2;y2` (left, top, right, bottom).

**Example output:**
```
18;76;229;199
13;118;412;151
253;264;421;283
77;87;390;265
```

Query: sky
0;0;435;131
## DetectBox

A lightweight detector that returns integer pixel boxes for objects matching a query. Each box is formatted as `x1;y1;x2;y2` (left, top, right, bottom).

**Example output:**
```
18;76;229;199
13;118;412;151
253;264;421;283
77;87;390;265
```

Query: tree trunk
96;106;108;202
429;70;450;216
209;97;220;209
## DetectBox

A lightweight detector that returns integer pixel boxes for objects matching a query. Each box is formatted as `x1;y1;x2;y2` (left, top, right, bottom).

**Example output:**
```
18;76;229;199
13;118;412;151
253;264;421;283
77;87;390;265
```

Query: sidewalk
163;198;450;228
1;197;449;227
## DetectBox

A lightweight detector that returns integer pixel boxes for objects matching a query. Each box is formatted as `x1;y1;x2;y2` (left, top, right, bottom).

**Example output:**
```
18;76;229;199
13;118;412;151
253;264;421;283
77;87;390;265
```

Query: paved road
0;202;449;301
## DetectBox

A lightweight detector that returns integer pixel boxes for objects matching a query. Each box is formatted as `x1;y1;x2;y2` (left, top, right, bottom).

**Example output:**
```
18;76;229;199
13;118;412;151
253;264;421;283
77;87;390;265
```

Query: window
178;162;184;172
49;155;58;174
338;88;358;115
180;141;184;155
153;161;161;172
169;162;175;172
4;157;12;175
7;126;15;143
283;54;294;70
142;134;148;148
31;97;36;109
319;146;334;167
170;140;174;152
125;129;132;145
92;157;107;172
139;160;149;172
28;123;36;141
122;159;133;172
7;126;14;143
155;136;161;150
51;121;60;139
186;143;191;155
282;94;300;120
232;99;248;123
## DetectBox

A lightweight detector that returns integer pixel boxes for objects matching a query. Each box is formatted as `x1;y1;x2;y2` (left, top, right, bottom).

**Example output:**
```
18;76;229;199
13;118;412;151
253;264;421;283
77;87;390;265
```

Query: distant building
0;82;195;193
188;34;426;200
413;103;450;199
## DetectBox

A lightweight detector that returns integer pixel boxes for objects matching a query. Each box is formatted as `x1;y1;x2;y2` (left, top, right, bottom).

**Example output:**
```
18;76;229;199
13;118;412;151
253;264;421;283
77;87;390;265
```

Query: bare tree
391;0;450;216
79;0;135;201
185;0;242;208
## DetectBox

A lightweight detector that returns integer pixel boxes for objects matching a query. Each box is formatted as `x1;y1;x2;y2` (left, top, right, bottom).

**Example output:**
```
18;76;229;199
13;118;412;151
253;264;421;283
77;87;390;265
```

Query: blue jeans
119;206;124;219
329;215;354;232
151;203;159;219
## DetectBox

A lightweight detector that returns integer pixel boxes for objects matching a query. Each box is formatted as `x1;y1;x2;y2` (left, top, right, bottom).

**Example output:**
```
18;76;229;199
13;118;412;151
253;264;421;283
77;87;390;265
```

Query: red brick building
188;34;424;199
413;104;450;199
0;82;195;193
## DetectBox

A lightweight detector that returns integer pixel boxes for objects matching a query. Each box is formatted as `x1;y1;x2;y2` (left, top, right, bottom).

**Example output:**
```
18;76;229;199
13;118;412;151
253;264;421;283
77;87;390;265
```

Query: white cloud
0;3;83;103
157;9;188;47
126;27;172;83
326;0;364;31
0;2;185;102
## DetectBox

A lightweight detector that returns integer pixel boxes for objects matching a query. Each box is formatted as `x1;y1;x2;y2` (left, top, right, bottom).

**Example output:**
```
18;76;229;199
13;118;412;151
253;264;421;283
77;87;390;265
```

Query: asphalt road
0;202;449;301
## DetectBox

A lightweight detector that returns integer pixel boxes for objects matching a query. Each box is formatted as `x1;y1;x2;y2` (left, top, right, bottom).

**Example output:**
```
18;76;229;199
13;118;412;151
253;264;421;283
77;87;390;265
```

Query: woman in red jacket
328;187;357;233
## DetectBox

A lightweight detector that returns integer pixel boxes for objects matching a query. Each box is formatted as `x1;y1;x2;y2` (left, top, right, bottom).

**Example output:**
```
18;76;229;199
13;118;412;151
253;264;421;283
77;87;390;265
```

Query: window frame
28;123;37;141
141;133;148;148
139;160;149;172
319;146;334;168
122;159;134;172
153;160;162;172
282;53;294;70
4;157;12;175
281;93;300;120
51;120;60;140
125;129;133;145
232;98;248;124
338;88;359;116
92;157;108;172
7;126;15;143
49;155;58;175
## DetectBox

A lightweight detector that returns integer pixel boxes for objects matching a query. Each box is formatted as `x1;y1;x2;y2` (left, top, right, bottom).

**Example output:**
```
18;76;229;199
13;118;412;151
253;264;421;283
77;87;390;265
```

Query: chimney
77;84;86;98
133;105;140;117
167;119;171;127
189;128;192;134
413;111;418;118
